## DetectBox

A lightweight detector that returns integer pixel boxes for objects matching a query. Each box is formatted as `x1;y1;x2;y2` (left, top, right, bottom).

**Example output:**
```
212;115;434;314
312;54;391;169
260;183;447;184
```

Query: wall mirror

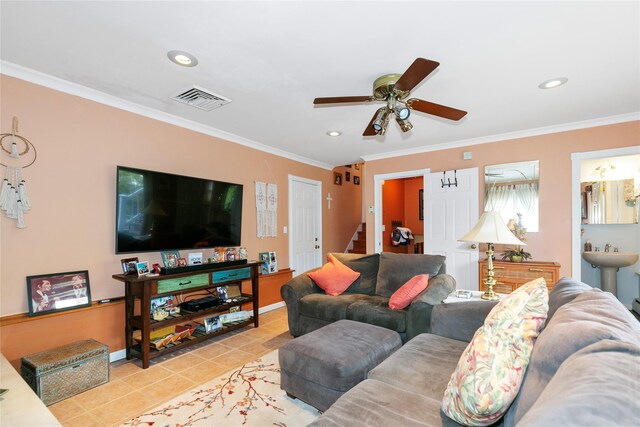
485;160;539;232
580;154;639;224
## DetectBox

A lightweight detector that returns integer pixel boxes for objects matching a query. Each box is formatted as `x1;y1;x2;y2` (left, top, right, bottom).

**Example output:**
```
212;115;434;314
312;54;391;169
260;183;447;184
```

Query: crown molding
0;61;333;171
360;112;640;162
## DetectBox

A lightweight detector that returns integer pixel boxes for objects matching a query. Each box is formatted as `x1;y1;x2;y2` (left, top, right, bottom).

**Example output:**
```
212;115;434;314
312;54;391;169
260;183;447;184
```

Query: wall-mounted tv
116;166;243;254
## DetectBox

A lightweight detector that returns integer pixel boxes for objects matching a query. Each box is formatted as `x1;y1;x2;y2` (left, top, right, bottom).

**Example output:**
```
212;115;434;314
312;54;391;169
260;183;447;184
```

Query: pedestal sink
582;251;639;296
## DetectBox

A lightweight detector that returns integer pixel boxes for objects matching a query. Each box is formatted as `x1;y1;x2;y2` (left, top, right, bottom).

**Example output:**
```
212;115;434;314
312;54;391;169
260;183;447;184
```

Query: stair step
352;240;366;250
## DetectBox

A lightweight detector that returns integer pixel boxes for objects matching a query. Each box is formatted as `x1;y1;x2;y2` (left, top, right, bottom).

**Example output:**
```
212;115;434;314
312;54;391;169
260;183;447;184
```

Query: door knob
470;244;477;249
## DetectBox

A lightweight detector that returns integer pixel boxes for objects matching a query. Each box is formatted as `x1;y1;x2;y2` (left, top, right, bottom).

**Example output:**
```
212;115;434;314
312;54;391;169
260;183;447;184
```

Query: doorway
288;175;322;277
571;146;640;307
373;167;480;290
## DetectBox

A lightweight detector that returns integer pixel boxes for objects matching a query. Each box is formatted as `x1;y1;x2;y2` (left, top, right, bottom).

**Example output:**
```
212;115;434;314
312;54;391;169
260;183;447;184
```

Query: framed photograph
136;261;150;276
354;176;360;185
152;263;162;274
345;171;351;182
204;316;222;333
419;189;424;220
354;163;360;170
161;251;180;268
27;270;91;316
121;257;139;275
334;172;342;185
188;252;203;265
344;164;352;168
216;286;228;301
177;258;188;267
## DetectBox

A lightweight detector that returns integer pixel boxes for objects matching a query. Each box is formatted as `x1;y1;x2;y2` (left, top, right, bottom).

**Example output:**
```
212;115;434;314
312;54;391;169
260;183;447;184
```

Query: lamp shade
459;211;525;245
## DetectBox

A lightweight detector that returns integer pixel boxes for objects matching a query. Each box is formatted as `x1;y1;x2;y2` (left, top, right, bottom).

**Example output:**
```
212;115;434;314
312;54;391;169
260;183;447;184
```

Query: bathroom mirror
581;179;638;224
580;154;639;225
485;160;539;232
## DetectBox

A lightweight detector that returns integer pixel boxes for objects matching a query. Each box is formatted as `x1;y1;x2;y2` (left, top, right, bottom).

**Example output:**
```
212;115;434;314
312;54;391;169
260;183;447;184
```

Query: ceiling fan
313;58;467;136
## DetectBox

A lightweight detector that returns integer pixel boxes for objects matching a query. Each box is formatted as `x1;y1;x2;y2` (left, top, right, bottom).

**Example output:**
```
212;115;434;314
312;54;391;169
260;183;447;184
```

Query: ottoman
279;319;402;411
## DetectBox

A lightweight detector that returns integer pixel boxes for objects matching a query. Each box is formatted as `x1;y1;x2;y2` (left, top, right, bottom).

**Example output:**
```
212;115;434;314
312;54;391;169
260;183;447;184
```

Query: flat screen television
116;166;243;254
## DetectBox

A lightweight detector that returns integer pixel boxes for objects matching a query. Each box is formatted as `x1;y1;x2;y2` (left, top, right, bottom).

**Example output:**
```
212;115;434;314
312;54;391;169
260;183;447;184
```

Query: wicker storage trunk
21;339;109;405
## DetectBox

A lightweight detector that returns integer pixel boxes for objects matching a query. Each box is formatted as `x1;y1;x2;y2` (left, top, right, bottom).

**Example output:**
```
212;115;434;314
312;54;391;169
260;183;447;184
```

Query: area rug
122;350;320;426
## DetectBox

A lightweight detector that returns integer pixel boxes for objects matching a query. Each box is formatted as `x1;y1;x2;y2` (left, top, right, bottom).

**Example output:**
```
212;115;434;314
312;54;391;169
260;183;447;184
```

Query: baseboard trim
108;301;287;362
110;349;127;363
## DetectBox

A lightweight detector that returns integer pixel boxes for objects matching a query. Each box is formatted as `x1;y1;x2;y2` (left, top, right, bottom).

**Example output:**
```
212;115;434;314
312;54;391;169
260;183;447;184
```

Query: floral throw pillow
441;277;549;426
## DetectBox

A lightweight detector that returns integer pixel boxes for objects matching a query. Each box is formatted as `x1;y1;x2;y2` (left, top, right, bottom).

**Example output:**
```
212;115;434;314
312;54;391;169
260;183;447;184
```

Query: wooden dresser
479;260;561;293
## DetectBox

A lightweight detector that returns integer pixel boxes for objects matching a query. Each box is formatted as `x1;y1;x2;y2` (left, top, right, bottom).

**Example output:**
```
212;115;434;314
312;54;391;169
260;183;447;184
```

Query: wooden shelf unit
113;261;260;368
479;259;560;294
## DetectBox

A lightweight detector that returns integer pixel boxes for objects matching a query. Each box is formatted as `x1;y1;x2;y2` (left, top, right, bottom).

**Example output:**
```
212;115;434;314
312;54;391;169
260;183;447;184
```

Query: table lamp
459;211;525;300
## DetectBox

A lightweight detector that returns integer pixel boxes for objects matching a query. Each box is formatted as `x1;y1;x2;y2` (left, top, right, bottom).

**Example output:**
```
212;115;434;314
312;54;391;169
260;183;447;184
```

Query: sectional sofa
308;277;640;426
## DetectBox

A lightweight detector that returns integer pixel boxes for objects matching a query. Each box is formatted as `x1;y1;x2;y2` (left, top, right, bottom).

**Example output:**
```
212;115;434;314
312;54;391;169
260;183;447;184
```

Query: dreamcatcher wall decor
0;117;36;228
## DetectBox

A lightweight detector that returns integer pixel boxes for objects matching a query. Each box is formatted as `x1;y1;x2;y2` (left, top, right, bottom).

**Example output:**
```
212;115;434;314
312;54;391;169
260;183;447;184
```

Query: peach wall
0;75;362;360
364;121;640;278
382;179;405;252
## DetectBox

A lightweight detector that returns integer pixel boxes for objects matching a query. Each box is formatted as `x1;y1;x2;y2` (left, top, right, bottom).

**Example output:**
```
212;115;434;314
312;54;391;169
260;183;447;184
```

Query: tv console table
113;261;260;368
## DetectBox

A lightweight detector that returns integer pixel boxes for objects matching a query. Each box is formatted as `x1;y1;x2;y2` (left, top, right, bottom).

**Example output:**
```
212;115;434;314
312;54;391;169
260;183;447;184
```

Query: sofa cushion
299;294;369;322
331;253;379;295
308;254;360;296
308;379;450;427
346;296;407;333
503;288;640;426
389;274;430;310
442;278;549;426
368;333;468;399
517;340;640;427
546;276;592;321
376;253;446;297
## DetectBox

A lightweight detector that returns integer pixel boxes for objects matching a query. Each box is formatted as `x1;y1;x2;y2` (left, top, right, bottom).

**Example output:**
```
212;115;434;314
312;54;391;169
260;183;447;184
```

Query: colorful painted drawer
157;273;209;294
21;339;109;405
479;259;560;293
212;267;251;284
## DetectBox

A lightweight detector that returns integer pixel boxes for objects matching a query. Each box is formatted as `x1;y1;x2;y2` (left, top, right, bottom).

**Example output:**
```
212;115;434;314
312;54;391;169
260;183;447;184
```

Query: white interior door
425;168;479;290
288;176;322;277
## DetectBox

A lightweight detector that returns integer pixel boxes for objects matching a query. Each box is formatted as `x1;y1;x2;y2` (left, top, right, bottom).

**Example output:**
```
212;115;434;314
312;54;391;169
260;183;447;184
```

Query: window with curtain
485;182;539;232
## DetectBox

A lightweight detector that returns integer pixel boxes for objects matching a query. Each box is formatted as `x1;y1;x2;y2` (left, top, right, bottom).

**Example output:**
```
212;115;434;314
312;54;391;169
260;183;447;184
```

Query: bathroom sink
582;251;639;268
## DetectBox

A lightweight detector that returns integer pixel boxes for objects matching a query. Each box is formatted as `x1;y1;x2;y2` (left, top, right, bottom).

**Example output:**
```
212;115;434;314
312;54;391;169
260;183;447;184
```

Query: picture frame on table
27;270;92;316
136;261;150;277
177;258;188;267
161;251;181;268
121;257;139;275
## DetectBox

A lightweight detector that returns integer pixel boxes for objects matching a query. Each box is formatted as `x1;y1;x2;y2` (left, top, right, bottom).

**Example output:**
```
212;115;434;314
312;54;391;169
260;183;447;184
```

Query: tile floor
49;307;292;427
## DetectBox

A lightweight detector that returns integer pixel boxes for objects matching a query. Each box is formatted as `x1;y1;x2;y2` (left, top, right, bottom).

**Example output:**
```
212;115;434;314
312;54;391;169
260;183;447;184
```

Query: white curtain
485;183;539;231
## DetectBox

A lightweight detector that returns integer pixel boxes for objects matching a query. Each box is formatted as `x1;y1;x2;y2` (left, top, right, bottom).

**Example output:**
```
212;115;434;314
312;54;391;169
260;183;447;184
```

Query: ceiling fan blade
362;109;381;136
394;58;440;92
314;96;373;105
406;98;467;121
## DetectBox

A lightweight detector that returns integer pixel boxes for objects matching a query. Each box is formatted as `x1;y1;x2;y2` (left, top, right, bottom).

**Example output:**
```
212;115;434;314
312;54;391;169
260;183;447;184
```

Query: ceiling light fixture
372;108;390;135
538;77;568;89
326;131;342;137
394;103;411;121
167;50;198;67
396;117;413;133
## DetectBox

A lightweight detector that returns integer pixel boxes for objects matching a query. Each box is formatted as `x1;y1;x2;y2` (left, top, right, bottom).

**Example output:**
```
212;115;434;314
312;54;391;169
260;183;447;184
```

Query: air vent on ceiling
171;86;231;111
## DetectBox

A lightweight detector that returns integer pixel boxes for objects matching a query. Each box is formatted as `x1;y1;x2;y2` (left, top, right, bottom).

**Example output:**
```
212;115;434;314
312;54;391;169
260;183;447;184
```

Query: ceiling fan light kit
313;58;468;137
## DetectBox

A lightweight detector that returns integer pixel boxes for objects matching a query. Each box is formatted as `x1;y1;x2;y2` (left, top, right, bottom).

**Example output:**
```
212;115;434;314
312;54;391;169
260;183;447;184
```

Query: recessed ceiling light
538;77;568;89
167;50;198;67
326;131;342;137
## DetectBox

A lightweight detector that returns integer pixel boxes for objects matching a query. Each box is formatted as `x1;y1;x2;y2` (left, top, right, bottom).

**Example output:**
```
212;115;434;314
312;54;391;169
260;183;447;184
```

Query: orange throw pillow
307;254;360;296
388;274;430;310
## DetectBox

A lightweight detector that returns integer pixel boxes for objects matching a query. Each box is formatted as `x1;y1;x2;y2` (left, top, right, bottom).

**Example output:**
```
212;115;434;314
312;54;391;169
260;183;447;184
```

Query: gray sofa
310;277;640;426
281;252;456;342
